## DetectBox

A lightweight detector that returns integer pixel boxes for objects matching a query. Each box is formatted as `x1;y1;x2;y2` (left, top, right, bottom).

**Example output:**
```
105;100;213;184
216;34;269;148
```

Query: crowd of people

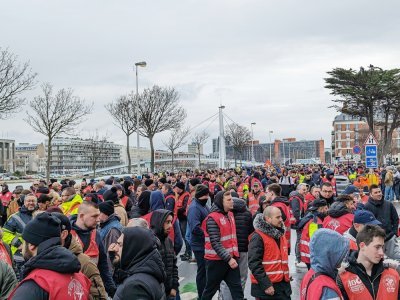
0;164;399;299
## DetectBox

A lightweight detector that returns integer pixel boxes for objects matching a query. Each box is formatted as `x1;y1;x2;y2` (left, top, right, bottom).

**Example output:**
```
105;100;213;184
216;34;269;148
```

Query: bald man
248;206;292;299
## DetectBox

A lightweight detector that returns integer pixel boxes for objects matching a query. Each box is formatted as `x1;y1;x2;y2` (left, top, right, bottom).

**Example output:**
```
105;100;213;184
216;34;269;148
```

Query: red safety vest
142;212;177;244
0;242;12;266
271;201;291;249
175;192;190;217
203;211;239;260
300;269;343;300
348;239;358;251
304;193;316;211
0;191;12;207
250;229;289;284
248;192;265;216
237;182;247;199
323;213;354;235
120;196;129;208
299;217;323;264
288;195;305;225
339;268;399;300
82;186;92;195
9;269;91;300
70;230;99;264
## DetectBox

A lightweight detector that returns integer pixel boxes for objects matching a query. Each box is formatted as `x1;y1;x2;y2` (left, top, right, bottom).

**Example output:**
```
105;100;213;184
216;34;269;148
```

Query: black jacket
10;238;82;300
365;197;399;239
289;192;304;226
272;196;290;222
114;227;166;300
337;251;400;300
248;214;292;299
232;198;254;252
130;190;151;218
150;209;179;294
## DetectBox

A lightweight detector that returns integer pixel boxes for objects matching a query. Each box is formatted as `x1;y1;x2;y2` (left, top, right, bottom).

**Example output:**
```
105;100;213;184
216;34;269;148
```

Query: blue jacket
150;190;165;211
310;229;349;300
187;198;210;251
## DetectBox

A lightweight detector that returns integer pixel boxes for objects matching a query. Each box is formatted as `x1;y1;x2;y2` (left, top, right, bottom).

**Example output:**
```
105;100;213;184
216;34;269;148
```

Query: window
347;141;351;148
346;133;350;139
346;124;350;131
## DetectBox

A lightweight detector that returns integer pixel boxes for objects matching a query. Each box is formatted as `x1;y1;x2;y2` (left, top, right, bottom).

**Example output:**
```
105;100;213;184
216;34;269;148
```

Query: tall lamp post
135;61;147;174
268;130;273;163
251;122;256;163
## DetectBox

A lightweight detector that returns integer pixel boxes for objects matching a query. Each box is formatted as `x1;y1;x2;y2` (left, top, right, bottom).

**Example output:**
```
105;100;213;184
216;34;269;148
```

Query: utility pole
218;106;225;169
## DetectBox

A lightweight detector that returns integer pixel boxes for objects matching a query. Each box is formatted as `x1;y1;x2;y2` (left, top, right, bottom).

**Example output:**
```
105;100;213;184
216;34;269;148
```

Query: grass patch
180;282;197;293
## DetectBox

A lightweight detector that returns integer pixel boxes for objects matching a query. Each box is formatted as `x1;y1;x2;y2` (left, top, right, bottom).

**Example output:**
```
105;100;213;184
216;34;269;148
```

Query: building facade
0;139;15;172
15;143;46;173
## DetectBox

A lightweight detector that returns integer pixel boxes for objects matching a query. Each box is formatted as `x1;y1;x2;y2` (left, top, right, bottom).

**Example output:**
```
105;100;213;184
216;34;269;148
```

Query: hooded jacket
232;197;254;252
150;190;165;211
248;213;291;299
187;197;210;251
130;190;151;217
114;227;166;300
10;237;84;300
365;197;399;239
322;202;354;235
150;209;179;294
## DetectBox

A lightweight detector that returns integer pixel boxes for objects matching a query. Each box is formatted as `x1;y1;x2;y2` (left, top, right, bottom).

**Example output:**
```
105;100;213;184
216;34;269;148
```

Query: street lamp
251;122;256;163
269;130;273;163
135;61;147;174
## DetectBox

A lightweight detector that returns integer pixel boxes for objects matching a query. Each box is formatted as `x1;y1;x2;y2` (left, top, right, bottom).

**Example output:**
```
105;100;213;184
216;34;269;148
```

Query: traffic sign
365;145;377;156
352;145;361;155
364;133;378;145
366;157;378;168
353;154;361;161
345;154;352;160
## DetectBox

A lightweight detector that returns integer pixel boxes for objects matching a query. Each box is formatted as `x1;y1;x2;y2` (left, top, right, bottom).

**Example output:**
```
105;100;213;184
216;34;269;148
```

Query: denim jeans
385;186;394;201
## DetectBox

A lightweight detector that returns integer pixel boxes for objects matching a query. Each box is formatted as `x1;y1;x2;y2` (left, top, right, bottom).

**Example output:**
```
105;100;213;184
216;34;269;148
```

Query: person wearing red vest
202;191;244;300
9;212;91;300
323;195;355;235
248;206;292;299
70;200;116;297
322;169;338;197
0;228;13;267
267;183;292;254
174;182;192;261
248;182;266;215
300;228;349;300
304;185;321;211
338;224;400;300
0;183;12;225
297;199;328;269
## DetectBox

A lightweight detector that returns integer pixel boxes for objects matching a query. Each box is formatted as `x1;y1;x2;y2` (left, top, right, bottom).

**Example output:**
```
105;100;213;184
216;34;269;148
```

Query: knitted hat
189;178;201;187
308;199;328;211
159;177;167;184
22;212;61;246
195;184;209;199
99;200;115;216
145;179;154;187
103;187;119;203
174;182;185;191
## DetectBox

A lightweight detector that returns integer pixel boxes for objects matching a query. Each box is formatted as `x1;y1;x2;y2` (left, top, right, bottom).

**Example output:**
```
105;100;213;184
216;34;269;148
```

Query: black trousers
201;259;243;300
179;218;192;256
193;250;206;298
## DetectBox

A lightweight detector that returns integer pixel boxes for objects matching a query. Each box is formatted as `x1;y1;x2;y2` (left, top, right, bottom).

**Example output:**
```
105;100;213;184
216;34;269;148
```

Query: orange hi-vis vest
248;192;265;215
71;230;99;265
175;191;190;217
301;269;343;300
339;268;399;300
9;269;91;300
203;211;239;260
250;229;289;284
0;242;12;266
271;201;291;249
299;216;323;264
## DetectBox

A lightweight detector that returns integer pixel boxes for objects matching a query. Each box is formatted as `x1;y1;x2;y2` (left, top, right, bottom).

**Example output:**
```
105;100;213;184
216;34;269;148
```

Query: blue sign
365;145;377;157
353;145;361;155
366;157;378;168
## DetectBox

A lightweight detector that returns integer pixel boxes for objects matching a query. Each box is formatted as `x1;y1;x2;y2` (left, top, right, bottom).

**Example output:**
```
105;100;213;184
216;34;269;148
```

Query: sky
1;0;400;154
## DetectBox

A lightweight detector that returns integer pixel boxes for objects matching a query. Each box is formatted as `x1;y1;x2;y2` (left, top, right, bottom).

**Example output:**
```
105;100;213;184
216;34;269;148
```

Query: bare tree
0;48;37;118
25;83;92;181
84;131;114;178
225;123;252;167
135;85;186;172
163;127;190;171
105;95;136;173
192;131;209;168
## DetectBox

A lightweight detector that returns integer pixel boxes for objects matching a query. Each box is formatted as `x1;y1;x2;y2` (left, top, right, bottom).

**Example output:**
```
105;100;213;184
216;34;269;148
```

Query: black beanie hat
145;179;154;187
190;178;201;187
99;200;115;216
308;199;328;211
159;177;167;184
175;182;185;191
195;184;209;199
52;212;72;232
22;212;61;246
103;187;119;204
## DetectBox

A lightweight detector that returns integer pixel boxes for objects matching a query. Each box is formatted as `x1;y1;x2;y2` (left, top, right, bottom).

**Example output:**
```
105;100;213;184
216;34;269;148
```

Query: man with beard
297;199;328;269
248;206;292;299
8;212;91;300
248;181;266;216
320;182;336;206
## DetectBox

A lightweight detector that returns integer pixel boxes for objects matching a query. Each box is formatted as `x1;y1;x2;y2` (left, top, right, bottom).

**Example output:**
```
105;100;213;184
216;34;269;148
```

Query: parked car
335;174;350;195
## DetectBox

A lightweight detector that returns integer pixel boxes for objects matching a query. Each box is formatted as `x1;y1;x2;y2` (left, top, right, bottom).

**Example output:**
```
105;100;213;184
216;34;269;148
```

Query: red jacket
301;269;343;300
323;213;354;235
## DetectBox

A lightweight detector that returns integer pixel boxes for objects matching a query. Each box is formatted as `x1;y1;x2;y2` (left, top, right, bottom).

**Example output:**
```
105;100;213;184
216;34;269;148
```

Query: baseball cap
354;210;382;225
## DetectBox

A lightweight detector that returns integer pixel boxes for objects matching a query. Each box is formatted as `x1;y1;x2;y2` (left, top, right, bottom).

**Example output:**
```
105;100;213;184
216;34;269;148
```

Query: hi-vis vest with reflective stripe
299;216;323;264
339;268;399;300
203;211;239;260
248;192;265;215
250;229;289;284
71;229;99;265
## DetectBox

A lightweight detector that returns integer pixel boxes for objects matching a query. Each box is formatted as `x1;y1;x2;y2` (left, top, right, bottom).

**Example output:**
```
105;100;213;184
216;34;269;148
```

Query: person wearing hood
300;228;349;300
322;169;337;196
149;209;179;299
268;184;292;253
220;195;254;300
201;191;244;300
162;183;176;212
150;189;166;211
248;206;292;299
8;212;91;300
53;212;108;299
60;186;83;217
130;188;151;217
112;227;166;300
187;184;210;298
103;187;128;226
338;224;400;300
322;195;355;235
298;199;329;269
320;182;336;206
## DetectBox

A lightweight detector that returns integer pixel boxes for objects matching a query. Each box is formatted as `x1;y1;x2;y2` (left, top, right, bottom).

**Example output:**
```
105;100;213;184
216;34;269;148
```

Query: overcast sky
1;0;399;153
